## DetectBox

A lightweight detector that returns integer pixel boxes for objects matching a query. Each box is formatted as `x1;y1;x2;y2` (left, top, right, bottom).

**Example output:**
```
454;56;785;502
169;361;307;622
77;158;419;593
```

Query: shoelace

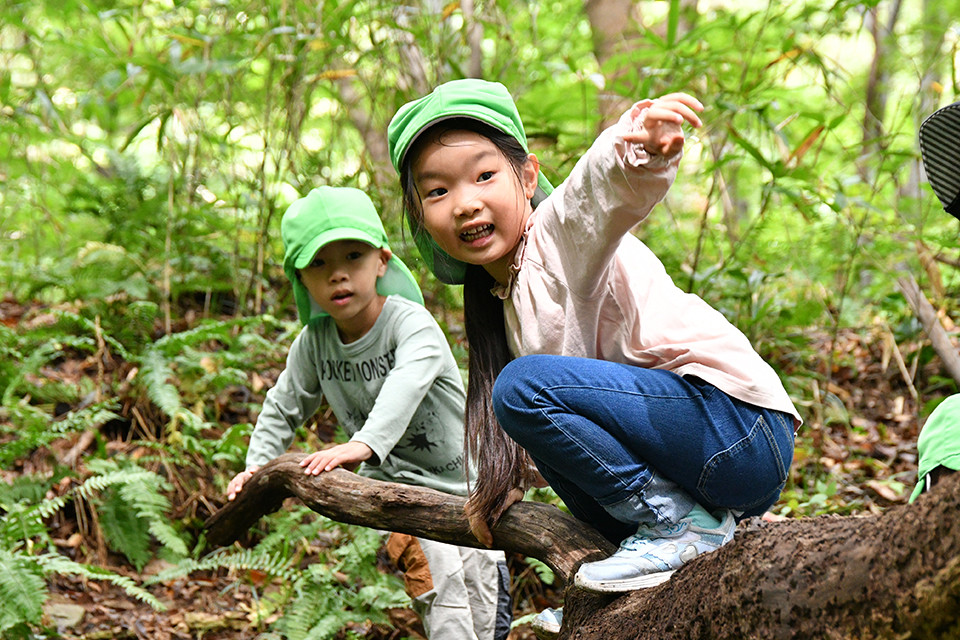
620;521;687;550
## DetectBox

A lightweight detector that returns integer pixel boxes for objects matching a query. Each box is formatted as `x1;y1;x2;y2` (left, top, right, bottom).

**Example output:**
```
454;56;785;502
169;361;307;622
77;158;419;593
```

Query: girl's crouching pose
388;79;800;633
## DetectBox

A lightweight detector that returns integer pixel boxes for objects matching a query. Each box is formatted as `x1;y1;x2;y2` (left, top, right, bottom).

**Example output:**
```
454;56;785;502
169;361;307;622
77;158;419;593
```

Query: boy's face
298;239;391;342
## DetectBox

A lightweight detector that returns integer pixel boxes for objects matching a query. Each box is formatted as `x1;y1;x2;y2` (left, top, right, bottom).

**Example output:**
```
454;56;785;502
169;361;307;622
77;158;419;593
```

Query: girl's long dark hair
400;118;536;530
462;263;535;528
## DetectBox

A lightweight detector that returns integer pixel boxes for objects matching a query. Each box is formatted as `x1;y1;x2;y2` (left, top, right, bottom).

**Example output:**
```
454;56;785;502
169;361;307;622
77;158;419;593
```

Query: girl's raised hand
623;92;704;157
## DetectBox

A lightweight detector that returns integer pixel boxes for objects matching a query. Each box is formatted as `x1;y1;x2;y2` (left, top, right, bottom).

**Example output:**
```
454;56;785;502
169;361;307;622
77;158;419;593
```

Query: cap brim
293;228;383;269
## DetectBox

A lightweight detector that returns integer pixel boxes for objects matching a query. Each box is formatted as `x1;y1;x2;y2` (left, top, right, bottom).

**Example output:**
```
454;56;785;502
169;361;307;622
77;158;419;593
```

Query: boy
227;186;511;640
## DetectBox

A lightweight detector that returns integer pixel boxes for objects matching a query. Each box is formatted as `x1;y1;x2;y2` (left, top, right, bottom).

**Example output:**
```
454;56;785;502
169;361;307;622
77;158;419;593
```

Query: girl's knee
493;357;544;410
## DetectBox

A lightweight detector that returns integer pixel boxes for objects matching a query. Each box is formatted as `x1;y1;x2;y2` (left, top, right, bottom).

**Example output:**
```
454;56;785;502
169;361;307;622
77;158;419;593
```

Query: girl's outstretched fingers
650;92;704;128
623;92;704;156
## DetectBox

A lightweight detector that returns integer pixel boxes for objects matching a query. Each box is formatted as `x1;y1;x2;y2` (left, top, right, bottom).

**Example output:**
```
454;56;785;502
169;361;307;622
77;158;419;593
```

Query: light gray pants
386;533;511;640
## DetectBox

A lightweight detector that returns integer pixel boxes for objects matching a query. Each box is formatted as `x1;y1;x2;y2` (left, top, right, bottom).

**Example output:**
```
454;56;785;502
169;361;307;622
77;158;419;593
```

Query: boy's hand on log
227;465;260;501
300;441;373;475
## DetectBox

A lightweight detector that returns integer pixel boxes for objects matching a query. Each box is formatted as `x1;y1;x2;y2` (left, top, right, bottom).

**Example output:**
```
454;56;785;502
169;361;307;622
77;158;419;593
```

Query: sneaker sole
532;621;561;640
574;568;676;593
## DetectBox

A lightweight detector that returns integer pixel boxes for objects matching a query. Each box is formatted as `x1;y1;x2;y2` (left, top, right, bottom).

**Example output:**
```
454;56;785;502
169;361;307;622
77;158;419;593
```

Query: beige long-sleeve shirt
494;100;801;425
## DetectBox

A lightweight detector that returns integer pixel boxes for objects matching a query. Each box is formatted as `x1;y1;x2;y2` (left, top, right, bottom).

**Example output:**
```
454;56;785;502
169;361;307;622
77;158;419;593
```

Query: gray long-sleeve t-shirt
245;296;470;496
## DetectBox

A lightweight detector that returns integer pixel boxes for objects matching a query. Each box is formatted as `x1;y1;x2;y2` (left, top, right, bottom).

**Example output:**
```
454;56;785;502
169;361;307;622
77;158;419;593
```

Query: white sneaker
574;509;736;593
531;607;562;639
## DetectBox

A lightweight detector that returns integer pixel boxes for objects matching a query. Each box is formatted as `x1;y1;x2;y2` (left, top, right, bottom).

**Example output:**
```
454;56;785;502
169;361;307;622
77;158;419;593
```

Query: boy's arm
240;329;324;477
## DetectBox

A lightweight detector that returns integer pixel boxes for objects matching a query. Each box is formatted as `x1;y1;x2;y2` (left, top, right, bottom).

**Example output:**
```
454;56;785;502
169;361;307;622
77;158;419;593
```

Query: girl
387;80;800;609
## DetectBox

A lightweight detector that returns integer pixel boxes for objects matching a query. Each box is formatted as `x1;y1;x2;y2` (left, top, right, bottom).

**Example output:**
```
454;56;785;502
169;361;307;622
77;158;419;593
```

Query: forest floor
1;296;942;639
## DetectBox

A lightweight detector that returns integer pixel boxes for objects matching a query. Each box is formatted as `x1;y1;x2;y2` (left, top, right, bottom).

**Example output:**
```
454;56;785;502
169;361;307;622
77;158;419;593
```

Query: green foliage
80;459;190;569
36;553;165;610
3;0;960;634
0;549;47;636
0;401;121;471
0;471;168;633
147;546;300;587
276;526;408;640
277;562;404;640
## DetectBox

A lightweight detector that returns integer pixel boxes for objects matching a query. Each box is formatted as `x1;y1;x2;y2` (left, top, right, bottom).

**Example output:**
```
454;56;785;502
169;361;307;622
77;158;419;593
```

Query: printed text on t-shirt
319;348;397;382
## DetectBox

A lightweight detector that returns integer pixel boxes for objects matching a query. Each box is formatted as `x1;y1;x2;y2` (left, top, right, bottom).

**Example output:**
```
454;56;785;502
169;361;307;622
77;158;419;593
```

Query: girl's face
411;129;539;286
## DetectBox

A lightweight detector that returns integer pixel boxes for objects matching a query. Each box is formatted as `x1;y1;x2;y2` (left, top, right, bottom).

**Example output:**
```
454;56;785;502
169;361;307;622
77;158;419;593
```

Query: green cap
910;394;960;502
387;79;554;284
281;186;424;325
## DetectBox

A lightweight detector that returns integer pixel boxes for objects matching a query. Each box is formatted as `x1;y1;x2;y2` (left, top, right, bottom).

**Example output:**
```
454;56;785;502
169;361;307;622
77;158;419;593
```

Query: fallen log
203;452;614;580
205;454;960;639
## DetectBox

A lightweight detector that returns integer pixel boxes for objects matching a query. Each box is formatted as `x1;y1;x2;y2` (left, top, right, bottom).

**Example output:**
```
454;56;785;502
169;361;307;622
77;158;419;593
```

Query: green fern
98;487;153;570
151;317;261;356
80;460;190;568
145;546;299;586
254;505;332;558
0;549;47;635
273;523;408;640
1;339;62;407
0;400;120;469
140;348;204;433
35;553;165;611
0;493;71;551
277;561;405;640
51;309;134;361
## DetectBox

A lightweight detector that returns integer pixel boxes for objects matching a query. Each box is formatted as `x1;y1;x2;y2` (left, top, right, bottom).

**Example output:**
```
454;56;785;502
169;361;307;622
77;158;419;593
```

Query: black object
919;100;960;219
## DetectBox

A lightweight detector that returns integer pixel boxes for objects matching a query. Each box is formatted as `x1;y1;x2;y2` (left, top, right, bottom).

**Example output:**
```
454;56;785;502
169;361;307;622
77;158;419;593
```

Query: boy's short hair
281;186;423;324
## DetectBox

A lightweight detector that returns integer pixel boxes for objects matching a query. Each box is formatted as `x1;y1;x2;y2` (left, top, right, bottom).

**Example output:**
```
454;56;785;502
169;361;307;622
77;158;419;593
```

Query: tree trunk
897;273;960;388
205;453;960;639
563;471;960;639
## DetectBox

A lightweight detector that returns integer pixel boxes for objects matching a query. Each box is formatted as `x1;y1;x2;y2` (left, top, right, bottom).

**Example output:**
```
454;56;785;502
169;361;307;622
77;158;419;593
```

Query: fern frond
145;547;299;586
0;494;71;549
1;340;62;406
76;467;155;499
98;487;152;570
278;563;395;640
116;482;188;557
36;553;166;611
152;317;261;355
51;309;133;361
139;348;203;431
254;506;331;556
0;549;47;633
0;400;119;469
79;461;189;565
51;401;121;434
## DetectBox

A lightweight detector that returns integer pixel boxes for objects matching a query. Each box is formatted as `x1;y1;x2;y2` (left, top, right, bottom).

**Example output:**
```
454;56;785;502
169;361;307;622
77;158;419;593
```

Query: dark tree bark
205;453;960;639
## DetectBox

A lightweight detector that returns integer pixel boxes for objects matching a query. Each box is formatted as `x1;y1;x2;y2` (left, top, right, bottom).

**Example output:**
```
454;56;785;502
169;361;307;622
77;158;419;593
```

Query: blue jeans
492;355;795;545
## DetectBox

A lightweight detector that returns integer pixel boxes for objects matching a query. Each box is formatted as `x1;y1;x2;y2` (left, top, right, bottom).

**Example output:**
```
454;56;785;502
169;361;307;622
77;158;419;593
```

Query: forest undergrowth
0;283;948;640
